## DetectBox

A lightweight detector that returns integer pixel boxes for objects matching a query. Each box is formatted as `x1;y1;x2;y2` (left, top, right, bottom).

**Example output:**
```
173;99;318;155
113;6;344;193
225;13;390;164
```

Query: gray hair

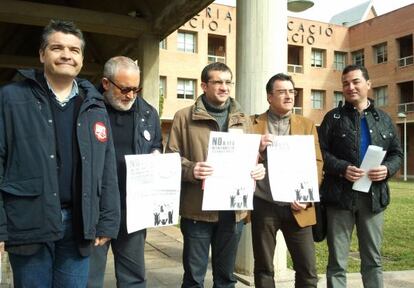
103;56;140;79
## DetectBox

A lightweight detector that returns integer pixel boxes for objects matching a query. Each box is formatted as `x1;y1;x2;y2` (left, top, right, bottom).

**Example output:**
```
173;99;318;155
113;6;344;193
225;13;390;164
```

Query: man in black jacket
0;20;120;287
88;56;162;288
318;65;402;288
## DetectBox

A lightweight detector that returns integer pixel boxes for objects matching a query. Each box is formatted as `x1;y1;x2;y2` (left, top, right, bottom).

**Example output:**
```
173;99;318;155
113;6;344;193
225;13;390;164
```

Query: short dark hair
342;64;370;80
40;19;85;53
266;73;295;94
201;62;233;83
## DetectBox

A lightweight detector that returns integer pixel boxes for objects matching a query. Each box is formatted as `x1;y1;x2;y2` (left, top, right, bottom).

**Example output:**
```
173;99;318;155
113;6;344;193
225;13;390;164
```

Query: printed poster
202;131;261;210
125;153;181;233
267;135;320;202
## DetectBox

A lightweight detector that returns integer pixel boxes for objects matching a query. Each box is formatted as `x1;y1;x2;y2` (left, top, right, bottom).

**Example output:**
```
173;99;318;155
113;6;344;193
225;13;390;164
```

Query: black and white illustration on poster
125;153;181;233
202;131;261;211
153;202;174;226
267;135;320;202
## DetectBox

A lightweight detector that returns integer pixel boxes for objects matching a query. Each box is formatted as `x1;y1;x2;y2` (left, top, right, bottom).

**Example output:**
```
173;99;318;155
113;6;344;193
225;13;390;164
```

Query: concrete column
138;34;160;111
236;0;288;115
235;0;289;282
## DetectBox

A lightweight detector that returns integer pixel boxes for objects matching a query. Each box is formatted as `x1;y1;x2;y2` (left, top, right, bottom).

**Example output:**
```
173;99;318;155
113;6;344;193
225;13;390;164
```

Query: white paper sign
125;153;181;233
202;131;261;211
267;135;320;202
353;145;387;192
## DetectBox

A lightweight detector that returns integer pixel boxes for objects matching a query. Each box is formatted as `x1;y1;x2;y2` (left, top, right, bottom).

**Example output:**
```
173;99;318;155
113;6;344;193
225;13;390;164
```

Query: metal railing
292;107;303;115
207;55;226;64
287;64;303;73
398;55;414;67
398;102;414;113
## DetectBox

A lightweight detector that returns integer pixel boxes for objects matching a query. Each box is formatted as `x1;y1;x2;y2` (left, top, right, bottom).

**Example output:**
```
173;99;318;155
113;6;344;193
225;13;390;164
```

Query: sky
214;0;414;22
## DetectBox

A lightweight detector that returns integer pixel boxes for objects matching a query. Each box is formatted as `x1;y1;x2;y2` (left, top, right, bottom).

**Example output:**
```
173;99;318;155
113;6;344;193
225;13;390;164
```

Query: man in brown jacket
251;73;323;288
166;62;265;288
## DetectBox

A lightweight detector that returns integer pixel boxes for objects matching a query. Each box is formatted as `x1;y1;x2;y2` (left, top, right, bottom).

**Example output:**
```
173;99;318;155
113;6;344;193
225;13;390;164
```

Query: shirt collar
45;78;79;106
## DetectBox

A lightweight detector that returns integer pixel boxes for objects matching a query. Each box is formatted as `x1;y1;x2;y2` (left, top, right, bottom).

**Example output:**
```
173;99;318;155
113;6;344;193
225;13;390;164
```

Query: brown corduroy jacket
250;111;323;227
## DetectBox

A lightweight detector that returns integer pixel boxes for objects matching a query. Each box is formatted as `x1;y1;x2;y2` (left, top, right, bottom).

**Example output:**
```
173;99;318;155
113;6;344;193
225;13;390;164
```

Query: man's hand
344;165;365;182
368;165;388;182
0;241;5;253
250;163;266;180
291;201;308;211
193;162;214;180
94;237;110;246
259;134;273;152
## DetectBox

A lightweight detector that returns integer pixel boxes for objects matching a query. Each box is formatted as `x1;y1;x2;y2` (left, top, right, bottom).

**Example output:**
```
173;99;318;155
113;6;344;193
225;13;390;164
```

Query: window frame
177;78;196;99
374;86;388;107
177;31;196;53
373;43;388;64
311;48;325;68
311;90;325;109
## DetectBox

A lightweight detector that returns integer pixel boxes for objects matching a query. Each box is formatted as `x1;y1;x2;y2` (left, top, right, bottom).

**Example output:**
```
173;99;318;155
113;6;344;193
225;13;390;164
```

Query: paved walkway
102;226;414;287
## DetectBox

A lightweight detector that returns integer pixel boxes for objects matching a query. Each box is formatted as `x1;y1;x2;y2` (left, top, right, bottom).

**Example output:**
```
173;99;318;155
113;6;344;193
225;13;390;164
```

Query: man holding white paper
318;65;403;288
250;73;323;288
166;62;265;288
88;56;162;288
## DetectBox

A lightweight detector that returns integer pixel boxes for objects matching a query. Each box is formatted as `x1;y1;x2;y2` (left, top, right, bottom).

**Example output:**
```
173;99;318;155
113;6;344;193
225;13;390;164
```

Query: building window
208;34;226;64
311;49;325;68
177;31;196;53
352;50;364;66
374;43;388;64
159;39;167;49
333;91;344;108
334;51;347;71
177;79;195;99
288;45;304;73
374;86;388;107
159;76;166;98
311;90;325;109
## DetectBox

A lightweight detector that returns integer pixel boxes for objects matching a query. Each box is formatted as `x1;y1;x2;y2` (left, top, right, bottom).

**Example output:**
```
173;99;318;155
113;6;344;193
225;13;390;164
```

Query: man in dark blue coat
318;65;402;288
0;20;120;287
88;56;162;288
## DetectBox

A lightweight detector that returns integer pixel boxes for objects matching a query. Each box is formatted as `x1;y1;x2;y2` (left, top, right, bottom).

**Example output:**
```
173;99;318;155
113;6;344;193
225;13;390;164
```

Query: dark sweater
50;97;77;207
106;104;135;211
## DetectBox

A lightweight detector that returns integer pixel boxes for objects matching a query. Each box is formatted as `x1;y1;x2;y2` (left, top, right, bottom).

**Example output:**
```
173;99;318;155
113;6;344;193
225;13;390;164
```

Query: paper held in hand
202;131;261;211
125;153;181;233
267;135;320;203
352;145;387;192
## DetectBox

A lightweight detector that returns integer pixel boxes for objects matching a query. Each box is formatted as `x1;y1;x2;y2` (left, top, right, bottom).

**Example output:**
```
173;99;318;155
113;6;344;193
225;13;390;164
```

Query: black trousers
251;196;318;288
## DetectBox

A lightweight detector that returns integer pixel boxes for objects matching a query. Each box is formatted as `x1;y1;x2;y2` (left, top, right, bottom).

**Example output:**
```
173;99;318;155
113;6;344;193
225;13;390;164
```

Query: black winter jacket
318;100;402;212
0;70;120;245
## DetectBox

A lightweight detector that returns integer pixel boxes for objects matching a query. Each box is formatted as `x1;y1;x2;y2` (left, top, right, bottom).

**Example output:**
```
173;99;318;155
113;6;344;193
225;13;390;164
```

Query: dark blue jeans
8;209;89;288
180;212;244;288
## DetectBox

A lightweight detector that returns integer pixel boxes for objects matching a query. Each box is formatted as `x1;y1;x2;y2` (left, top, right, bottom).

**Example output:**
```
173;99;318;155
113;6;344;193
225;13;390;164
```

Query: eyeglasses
273;89;297;96
207;80;234;87
107;78;142;95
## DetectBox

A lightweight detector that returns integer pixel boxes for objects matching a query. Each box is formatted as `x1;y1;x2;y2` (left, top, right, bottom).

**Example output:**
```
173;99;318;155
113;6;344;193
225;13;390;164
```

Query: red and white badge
94;122;108;142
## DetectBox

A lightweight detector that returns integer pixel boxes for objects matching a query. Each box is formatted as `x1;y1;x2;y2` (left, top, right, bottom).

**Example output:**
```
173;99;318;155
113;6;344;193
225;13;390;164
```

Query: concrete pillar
235;0;289;282
236;0;288;115
138;34;160;111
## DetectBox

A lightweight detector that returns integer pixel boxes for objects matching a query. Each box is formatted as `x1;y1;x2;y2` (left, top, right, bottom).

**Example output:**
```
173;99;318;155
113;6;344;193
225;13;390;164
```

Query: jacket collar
253;109;303;135
18;69;104;105
192;94;246;126
343;98;376;112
